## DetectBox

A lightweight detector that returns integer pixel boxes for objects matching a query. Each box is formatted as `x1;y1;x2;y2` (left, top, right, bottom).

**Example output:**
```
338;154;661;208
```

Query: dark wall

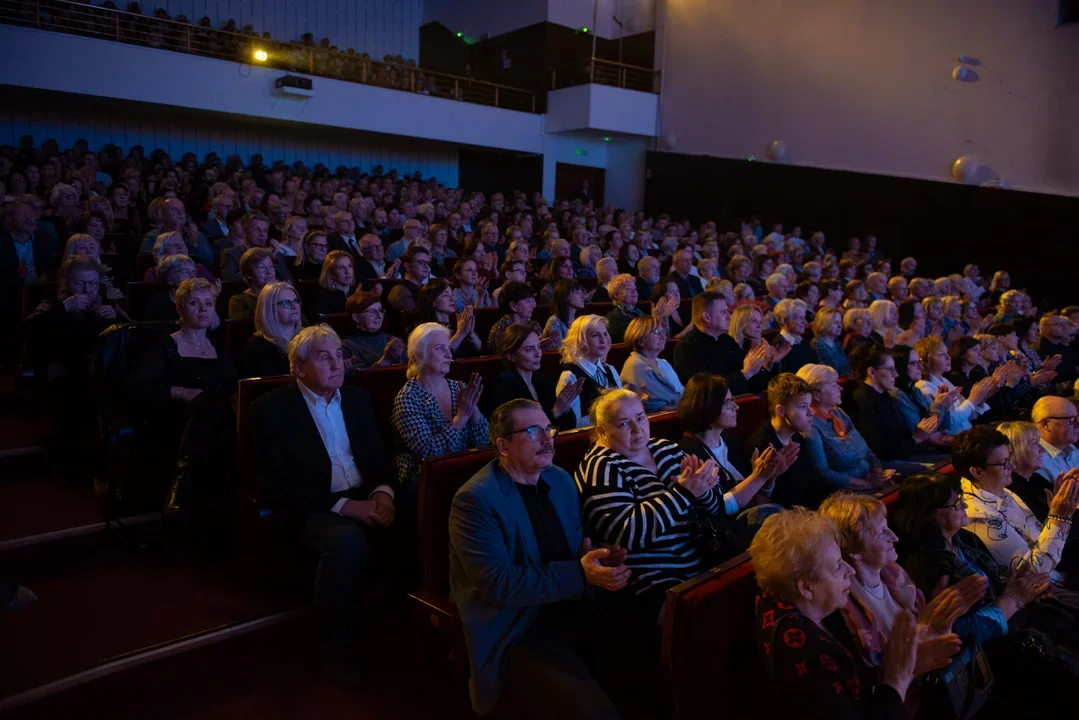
645;151;1079;308
458;148;542;200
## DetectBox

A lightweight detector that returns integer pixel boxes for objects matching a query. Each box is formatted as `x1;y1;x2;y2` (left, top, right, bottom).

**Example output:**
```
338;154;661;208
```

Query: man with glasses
1038;314;1078;383
952;425;1079;580
1033;396;1079;480
449;399;627;718
387;246;431;314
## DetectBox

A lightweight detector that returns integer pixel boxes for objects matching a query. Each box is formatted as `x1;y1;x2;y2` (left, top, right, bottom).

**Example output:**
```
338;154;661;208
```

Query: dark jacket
678;433;752;488
249;381;394;517
673;328;767;395
605;304;643;344
219;244;293;283
480;368;576;432
665;271;703;299
316;287;348;316
775;336;816;375
851;384;916;461
242;334;291;379
745;423;826;509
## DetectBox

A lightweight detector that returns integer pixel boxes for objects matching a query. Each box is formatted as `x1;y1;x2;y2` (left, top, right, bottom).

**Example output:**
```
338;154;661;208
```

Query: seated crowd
6;136;1079;718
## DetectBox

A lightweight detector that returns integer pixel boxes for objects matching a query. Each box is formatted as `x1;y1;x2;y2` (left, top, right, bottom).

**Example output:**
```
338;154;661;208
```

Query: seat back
354;363;409;444
125;282;169;321
447;354;506;383
319;313;354;338
730;394;767;442
236;375;295;491
225;318;256;373
134;252;155;280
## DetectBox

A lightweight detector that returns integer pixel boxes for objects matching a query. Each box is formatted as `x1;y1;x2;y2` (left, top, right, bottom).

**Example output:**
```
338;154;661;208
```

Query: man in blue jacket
449;399;628;718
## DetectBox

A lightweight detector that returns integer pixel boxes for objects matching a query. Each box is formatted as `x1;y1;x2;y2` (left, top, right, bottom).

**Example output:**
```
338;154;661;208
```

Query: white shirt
1039;439;1079;482
298;381;394;515
961;477;1069;580
915;375;985;435
708;437;747;516
780;329;801;345
556;358;622;428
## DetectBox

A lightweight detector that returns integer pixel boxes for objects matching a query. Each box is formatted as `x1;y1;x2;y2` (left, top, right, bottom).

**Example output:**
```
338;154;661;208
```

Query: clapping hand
579;538;631;592
1031;367;1057;386
1047;472;1079;520
750;445;781;481
742;342;770;377
552;377;585;418
880;610;920;698
914;414;940;442
967;377;998;406
676;455;720;499
452;373;483;429
1043;354;1063;371
378;336;405;366
922;575;988;635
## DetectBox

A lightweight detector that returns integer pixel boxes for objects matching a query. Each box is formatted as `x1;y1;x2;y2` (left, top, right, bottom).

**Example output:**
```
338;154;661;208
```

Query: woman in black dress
131;278;237;520
242;281;303;378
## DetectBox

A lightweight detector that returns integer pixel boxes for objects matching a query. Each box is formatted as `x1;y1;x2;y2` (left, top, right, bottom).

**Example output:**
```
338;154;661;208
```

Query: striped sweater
575;439;721;594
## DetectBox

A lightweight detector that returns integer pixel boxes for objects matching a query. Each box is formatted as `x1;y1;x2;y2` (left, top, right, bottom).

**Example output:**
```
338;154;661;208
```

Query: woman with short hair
556;314;622;427
620;315;683;412
145;231;214;282
391;323;489;495
913;335;995;435
340;291;404;370
414;278;482;358
997;420;1053;523
577;244;602;279
242;281;303;378
145;254;199;322
810;306;852;376
487;280;548;352
229;247;276;320
750;508;925;719
316;250;355;315
841;307;873;356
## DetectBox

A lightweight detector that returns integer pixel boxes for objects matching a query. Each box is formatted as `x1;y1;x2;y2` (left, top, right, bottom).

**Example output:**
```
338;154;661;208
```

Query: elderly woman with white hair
144;231;215;282
242;281;303;378
577;244;602;280
556;314;622;427
391;323;489;495
797;364;891;492
145;254;200;322
605;272;644;344
591;256;619;302
750;509;931;720
868;299;908;348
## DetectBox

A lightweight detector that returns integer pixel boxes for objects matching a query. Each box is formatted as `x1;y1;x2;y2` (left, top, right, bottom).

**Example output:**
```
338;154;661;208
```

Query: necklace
863;581;887;600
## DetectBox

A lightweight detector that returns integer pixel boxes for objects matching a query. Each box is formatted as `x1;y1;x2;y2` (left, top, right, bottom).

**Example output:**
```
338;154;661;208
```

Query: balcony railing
552;57;660;94
0;0;539;113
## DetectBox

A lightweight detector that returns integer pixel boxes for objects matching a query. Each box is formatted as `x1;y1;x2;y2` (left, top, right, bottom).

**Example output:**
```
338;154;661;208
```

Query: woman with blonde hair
556;314;621;427
317;249;355;315
726;304;780;394
277;215;308;262
243;281;303;378
391;323;488;494
922;296;945;337
868;299;898;347
997;420;1054;522
810;306;851;376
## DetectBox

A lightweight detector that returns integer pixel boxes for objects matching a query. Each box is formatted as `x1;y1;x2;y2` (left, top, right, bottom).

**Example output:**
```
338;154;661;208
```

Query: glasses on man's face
413;259;431;267
276;299;301;310
506;425;558;442
307;242;328;251
981;454;1012;469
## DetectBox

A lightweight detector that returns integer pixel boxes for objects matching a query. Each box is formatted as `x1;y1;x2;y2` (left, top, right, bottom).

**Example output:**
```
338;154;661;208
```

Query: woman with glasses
480;323;580;431
620;315;683;413
677;373;788;526
340;291;404;370
998;421;1054;523
242;282;303;378
952;425;1079;580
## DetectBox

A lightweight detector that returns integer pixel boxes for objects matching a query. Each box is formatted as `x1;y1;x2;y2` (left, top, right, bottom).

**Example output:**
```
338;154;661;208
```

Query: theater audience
448;399;625;718
243;281;302;378
543;279;586;347
1032;395;1079;480
391;323;489;500
340;291;404;370
414;279;482;359
130;278;237;517
677;374;792;524
480;324;580;431
249;324;394;686
220;211;291;282
1038;313;1077;383
773;298;813;373
619;315;683;412
605;273;643;344
316;250;355;315
750;508;929;719
673;292;768;393
796;364;890;490
555;314;621;428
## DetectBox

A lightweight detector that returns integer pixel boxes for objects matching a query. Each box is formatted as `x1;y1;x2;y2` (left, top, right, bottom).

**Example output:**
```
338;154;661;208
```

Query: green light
581;27;589;32
456;31;463;37
603;136;611;142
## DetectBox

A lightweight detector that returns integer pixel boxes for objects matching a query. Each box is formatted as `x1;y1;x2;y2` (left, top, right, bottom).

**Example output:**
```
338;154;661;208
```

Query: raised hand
552;377;585;418
676;455;720;499
750;446;781;481
880;610;919;698
1042;354;1063;371
452;373;483;428
919;574;988;636
378;336;405;366
579;538;631;592
1031;368;1058;386
774;441;800;476
742;342;769;377
1048;474;1079;520
967;377;998;406
914;633;962;675
914;414;940;442
63;293;91;313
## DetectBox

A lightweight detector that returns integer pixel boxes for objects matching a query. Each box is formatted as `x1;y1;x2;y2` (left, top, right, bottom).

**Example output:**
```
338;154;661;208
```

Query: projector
275;75;314;97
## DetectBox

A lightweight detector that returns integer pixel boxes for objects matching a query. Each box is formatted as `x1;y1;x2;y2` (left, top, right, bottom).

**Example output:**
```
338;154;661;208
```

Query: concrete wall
658;0;1079;196
547;83;658;136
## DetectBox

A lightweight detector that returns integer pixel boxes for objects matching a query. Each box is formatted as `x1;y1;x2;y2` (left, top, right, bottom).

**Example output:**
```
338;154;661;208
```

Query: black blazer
744;423;828;509
249;381;394;516
242;334;291;379
480;368;576;432
774;336;816;375
851;384;916;461
316;287;348;315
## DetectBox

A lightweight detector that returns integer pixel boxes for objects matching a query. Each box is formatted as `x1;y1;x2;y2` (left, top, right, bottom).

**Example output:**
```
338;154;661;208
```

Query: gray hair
157;253;195;287
406;322;451;380
287;324;341;374
489;399;544;446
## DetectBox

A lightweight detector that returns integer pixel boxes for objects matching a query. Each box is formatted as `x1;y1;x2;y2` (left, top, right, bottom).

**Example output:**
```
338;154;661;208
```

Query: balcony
0;0;538;113
552;57;660;95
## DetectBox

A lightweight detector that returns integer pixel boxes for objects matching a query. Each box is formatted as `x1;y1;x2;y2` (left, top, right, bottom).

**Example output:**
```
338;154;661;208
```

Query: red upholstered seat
318;312;354;338
235;375;294;507
354;363;409;446
730;394;767;442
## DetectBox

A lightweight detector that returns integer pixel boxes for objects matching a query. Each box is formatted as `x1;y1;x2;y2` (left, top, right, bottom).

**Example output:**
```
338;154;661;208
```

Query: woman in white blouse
952;425;1079;581
555;314;622;428
620;315;683;412
914;335;996;435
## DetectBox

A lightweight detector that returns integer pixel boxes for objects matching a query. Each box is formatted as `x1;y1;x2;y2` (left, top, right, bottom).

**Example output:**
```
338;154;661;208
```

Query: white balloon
767;140;788;162
952;155;979;183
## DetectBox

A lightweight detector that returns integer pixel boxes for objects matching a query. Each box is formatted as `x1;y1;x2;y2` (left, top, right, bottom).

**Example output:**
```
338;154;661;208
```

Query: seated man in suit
249;325;395;686
773;298;814;374
220;211;292;282
449;399;627;719
745;373;834;510
202;193;234;248
327;211;361;258
355;233;400;285
664;247;703;300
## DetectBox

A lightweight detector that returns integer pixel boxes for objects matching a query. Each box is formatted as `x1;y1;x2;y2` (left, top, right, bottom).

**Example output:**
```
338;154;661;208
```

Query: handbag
687;509;749;568
920;642;993;720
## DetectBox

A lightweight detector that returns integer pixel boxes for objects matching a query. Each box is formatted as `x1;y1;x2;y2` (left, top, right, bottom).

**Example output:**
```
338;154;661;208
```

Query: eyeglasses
1042;416;1079;425
723;398;739;410
981;454;1013;468
941;497;967;510
413;259;431;267
505;425;558;442
363;305;385;315
276;299;301;310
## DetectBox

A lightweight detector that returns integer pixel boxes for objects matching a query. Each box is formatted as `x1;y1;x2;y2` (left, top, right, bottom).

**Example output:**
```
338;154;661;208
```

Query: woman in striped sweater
575;388;723;621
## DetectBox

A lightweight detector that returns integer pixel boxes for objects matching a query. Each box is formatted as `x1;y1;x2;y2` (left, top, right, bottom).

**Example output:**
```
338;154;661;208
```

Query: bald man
1033;396;1079;481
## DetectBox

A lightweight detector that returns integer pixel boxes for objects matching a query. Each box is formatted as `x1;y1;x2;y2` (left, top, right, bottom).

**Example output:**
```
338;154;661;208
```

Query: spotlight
254;48;268;62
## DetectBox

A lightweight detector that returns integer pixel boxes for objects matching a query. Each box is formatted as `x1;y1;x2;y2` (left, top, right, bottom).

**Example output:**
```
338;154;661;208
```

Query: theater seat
225;318;256;372
318;312;354;338
235;375;296;497
354;363;409;445
730;395;767;442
